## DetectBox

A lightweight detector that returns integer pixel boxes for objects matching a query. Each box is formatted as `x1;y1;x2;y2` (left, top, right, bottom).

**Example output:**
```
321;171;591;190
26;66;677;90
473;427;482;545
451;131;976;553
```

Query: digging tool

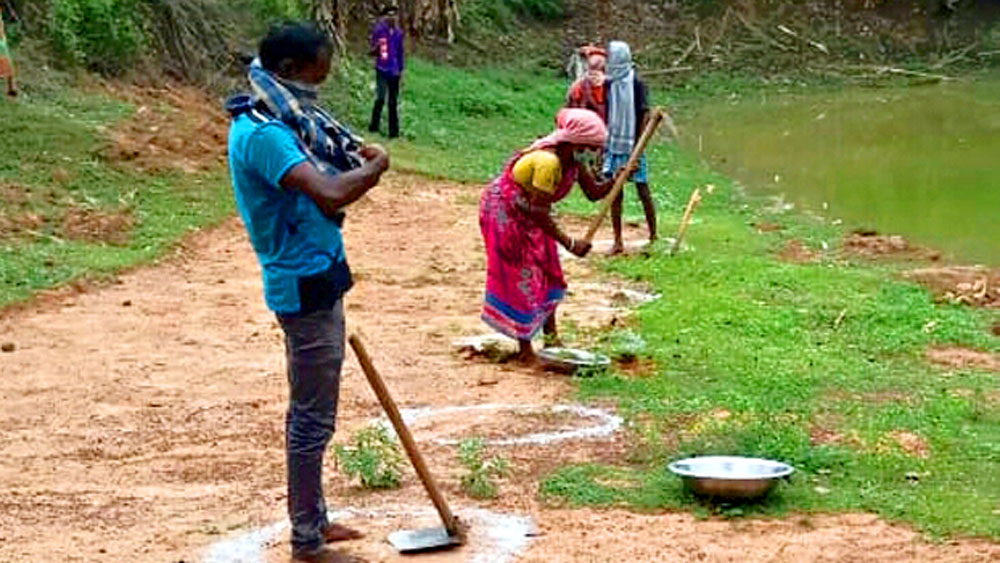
669;187;703;256
582;108;666;245
348;334;465;554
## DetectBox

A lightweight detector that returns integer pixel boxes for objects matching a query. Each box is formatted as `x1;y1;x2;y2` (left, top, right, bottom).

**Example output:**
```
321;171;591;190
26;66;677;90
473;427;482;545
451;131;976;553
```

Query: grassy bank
0;91;232;307
333;59;998;539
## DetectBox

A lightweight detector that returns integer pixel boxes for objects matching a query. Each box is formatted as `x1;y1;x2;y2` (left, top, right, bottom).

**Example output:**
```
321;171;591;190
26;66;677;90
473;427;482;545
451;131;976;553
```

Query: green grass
0;90;232;307
321;58;999;539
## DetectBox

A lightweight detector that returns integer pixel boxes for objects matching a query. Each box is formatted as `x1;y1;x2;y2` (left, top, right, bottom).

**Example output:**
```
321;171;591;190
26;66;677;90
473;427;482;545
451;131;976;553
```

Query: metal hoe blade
388;527;464;554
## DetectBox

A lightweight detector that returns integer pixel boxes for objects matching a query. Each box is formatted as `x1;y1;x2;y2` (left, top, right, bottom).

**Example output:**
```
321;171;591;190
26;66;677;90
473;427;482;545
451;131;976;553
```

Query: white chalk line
201;505;535;563
202;520;286;563
379;403;623;446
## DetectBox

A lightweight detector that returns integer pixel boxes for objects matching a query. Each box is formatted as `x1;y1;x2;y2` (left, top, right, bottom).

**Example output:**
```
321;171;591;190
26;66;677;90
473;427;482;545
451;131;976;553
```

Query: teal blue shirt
227;113;351;315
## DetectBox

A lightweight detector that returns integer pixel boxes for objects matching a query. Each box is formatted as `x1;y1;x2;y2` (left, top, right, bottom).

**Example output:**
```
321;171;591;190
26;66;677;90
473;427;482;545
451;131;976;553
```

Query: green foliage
457;438;510;500
41;0;306;75
335;425;405;490
462;0;566;31
46;0;145;74
243;0;304;22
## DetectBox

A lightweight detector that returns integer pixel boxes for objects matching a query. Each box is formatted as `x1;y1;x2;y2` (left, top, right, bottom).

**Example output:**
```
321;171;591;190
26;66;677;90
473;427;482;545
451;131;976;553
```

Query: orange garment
567;79;607;122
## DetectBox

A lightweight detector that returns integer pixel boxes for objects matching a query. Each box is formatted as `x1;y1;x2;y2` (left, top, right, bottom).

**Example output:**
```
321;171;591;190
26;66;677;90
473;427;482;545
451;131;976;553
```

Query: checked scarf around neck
606;41;636;156
226;58;365;175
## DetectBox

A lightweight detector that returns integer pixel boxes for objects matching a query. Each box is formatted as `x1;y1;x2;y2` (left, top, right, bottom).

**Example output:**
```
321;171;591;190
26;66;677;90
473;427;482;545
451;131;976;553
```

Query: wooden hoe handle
583;108;666;245
348;334;461;537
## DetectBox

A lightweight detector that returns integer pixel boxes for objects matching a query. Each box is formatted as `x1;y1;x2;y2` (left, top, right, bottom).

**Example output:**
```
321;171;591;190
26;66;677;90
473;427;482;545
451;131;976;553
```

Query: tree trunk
310;0;346;53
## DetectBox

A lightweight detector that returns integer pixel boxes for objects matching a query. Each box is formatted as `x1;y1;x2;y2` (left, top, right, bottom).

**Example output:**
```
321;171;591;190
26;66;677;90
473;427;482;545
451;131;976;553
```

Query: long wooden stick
669;188;702;256
348;334;462;538
582;108;666;245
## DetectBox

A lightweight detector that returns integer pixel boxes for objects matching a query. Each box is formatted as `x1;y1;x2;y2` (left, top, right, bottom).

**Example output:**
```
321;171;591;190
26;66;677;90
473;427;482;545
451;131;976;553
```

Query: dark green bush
46;0;145;74
463;0;566;32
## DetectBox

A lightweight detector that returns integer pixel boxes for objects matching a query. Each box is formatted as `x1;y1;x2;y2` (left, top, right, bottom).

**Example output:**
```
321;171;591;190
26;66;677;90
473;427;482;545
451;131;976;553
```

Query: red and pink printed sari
479;108;606;340
479;154;579;340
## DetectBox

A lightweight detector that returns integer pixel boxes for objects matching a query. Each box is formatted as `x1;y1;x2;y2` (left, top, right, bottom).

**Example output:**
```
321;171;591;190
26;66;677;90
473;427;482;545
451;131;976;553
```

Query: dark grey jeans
278;300;344;557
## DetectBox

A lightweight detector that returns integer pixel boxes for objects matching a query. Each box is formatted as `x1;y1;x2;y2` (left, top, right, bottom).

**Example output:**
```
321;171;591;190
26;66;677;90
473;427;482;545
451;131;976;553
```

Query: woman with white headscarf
603;41;657;254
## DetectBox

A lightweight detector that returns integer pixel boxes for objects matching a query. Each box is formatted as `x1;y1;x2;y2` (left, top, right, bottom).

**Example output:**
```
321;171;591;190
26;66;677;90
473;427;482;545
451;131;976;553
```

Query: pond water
686;78;1000;266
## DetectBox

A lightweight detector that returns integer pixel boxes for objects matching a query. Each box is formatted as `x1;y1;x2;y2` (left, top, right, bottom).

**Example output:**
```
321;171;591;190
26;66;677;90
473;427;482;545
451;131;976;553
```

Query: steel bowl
668;456;795;501
538;347;611;374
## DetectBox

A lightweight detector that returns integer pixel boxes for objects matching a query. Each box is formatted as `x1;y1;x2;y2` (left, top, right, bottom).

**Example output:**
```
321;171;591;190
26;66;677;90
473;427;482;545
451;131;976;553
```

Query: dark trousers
369;70;400;138
277;301;344;557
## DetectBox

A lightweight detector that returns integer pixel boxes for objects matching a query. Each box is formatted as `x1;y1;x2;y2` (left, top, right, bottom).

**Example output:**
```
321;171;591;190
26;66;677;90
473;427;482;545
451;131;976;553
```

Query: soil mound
843;230;941;261
927;346;1000;373
102;83;229;174
778;239;817;263
60;207;134;245
904;267;1000;308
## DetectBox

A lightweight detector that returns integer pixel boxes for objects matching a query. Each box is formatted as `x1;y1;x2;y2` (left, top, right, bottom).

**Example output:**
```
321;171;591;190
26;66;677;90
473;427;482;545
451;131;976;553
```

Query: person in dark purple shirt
368;5;404;138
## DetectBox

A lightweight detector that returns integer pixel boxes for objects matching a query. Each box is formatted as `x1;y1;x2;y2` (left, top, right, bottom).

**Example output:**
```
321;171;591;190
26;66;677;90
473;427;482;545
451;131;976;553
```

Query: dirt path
0;173;996;563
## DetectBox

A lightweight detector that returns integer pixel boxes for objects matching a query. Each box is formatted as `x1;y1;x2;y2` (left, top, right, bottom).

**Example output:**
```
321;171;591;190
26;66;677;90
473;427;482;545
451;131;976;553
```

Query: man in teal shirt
227;23;388;563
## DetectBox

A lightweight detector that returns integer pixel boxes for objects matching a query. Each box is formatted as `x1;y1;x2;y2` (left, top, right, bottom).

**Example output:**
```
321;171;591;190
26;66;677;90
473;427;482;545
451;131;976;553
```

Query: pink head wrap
528;108;607;152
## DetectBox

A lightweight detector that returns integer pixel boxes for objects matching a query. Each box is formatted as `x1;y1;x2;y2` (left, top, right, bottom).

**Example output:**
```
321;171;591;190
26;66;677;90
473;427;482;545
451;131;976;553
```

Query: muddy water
686;78;1000;265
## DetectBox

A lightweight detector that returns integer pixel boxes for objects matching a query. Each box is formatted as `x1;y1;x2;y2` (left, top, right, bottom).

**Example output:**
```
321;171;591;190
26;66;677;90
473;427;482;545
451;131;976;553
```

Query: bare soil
101;82;230;174
777;239;817;263
843;230;941;261
927;346;1000;373
0;173;996;563
60;206;135;245
904;267;1000;309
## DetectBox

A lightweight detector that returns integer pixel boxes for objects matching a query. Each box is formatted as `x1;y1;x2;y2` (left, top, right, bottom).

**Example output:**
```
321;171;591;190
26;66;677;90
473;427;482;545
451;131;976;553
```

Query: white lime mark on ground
377;403;623;446
202;520;287;563
201;506;534;563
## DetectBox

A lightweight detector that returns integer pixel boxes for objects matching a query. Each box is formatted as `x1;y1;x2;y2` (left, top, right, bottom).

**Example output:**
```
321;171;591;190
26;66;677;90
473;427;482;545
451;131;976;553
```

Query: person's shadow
293;548;367;563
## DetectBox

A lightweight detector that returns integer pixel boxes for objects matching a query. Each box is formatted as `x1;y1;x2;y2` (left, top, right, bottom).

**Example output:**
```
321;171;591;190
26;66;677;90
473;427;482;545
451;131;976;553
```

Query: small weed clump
458;438;509;500
335;425;405;490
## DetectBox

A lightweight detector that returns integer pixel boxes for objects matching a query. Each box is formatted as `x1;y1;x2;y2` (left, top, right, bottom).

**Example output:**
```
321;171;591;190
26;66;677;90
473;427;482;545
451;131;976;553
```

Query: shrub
335;424;405;489
458;437;509;499
46;0;145;75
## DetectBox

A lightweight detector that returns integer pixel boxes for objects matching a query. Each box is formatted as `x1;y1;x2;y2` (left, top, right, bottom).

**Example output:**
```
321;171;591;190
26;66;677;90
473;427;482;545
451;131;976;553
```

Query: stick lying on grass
582;108;666;245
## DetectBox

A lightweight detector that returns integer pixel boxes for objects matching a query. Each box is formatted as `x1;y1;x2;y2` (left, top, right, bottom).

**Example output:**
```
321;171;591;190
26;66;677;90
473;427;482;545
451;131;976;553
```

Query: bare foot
323;523;364;543
607;242;625;256
514;349;540;367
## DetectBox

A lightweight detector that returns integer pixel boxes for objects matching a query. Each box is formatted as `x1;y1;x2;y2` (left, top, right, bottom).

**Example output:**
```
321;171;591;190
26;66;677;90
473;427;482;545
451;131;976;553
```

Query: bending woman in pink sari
480;108;616;365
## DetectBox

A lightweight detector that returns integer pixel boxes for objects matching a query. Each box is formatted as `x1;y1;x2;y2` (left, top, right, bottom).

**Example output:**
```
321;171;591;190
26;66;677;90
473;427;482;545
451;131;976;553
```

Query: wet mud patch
926;346;1000;373
904;267;1000;308
60;206;135;245
843;230;941;261
101;83;228;174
